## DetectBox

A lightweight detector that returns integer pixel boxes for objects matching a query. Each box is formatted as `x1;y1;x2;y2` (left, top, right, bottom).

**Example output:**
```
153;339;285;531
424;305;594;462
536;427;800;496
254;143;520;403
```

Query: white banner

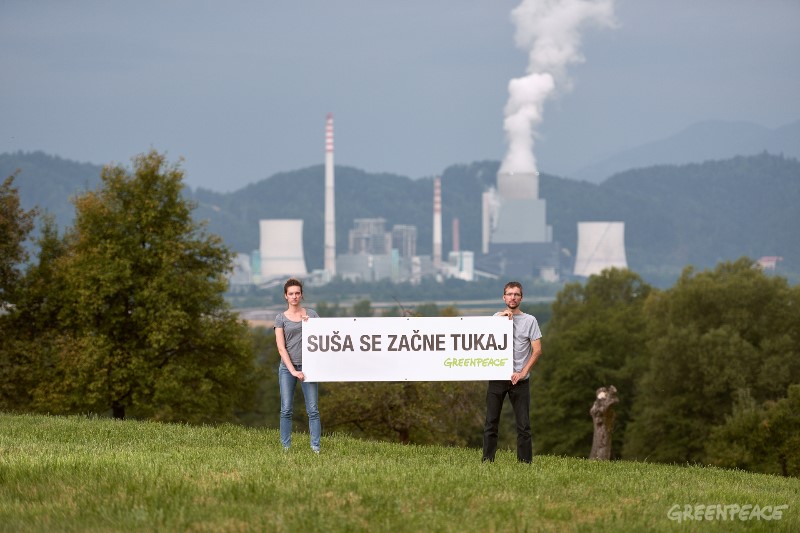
302;316;513;382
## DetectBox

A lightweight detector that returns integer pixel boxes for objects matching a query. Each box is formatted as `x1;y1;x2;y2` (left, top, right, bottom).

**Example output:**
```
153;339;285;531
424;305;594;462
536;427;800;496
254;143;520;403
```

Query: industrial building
477;171;561;281
337;218;434;283
233;113;598;289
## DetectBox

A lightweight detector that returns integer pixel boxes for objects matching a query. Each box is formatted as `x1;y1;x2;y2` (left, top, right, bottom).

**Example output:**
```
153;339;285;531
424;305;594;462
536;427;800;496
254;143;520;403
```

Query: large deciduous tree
624;258;800;464
29;151;256;422
0;174;38;409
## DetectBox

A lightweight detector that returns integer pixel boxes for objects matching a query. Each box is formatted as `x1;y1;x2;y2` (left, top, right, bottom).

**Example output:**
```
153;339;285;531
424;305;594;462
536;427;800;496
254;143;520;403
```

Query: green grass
1;413;797;532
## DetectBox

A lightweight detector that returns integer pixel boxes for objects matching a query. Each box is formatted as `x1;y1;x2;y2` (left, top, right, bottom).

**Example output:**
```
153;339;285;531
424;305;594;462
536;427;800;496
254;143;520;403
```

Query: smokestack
324;113;336;277
433;176;442;269
452;217;460;253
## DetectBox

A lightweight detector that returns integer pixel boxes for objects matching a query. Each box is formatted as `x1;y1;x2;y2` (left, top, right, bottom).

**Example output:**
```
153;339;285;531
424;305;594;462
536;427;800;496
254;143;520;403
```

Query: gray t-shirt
494;311;542;377
275;309;319;366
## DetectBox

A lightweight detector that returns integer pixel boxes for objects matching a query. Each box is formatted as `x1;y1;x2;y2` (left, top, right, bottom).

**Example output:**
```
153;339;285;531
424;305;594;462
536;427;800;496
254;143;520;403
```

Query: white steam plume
500;0;616;175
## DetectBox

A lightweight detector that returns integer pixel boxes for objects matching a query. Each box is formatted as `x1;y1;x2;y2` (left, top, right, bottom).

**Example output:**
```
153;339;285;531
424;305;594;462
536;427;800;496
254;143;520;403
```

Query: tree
0;174;38;409
316;301;344;317
532;268;652;457
352;299;373;317
236;326;278;427
28;151;256;422
321;380;485;446
0;216;67;410
706;386;800;477
0;174;37;305
624;258;800;464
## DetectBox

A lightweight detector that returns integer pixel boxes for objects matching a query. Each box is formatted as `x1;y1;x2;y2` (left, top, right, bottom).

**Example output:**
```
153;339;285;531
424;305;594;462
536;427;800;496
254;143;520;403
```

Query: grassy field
0;413;797;532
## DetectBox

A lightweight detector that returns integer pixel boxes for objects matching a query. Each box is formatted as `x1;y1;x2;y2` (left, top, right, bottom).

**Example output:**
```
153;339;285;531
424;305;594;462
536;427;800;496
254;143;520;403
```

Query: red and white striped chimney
433;176;442;269
324;113;336;276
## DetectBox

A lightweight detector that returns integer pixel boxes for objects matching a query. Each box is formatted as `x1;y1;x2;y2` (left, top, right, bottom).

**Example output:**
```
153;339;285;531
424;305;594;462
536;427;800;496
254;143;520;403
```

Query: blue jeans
279;362;321;450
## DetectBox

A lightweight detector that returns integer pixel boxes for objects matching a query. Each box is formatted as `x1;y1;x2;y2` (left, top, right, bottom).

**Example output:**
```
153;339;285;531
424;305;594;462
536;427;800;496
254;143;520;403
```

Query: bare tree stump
589;385;618;460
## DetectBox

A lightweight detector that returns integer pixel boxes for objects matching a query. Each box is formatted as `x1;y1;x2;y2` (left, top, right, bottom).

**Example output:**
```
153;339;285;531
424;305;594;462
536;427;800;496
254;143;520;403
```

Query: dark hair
503;281;523;296
284;277;303;295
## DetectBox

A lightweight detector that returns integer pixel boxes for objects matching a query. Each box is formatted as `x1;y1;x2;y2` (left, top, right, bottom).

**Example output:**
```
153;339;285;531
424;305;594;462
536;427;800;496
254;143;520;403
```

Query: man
482;281;543;463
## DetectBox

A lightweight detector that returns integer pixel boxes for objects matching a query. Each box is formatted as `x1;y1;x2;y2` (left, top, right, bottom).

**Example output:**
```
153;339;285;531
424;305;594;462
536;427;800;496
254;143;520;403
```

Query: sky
2;0;799;192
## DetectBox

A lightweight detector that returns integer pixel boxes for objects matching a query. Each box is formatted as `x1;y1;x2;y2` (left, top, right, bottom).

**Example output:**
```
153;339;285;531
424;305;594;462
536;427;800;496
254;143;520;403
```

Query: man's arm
511;338;542;385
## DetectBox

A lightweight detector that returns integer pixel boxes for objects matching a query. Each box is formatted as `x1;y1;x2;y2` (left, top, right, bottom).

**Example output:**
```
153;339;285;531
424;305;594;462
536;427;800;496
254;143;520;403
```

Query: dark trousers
482;378;532;463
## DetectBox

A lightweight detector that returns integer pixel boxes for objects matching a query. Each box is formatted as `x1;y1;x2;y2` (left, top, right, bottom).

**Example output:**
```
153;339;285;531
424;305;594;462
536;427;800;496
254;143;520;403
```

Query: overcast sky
2;0;799;192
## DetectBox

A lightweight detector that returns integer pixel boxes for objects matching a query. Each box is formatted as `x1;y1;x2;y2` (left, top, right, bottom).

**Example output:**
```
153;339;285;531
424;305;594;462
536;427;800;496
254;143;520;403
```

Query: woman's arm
275;327;303;379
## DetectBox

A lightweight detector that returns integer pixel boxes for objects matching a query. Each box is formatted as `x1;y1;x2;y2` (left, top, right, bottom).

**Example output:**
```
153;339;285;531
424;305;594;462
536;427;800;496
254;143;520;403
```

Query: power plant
477;170;560;281
237;113;630;288
229;1;626;288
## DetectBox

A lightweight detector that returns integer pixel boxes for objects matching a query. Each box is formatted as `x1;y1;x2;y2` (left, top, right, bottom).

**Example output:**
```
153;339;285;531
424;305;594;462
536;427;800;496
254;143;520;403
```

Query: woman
275;277;321;452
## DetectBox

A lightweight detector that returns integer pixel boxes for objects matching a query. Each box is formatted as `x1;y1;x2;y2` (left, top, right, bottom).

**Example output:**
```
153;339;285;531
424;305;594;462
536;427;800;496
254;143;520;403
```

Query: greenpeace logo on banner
303;316;513;382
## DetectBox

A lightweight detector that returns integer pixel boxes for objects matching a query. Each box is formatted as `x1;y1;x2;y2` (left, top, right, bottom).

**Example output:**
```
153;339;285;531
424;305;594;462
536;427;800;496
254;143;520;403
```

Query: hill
0;151;102;231
3;150;798;286
571;119;800;183
1;413;797;531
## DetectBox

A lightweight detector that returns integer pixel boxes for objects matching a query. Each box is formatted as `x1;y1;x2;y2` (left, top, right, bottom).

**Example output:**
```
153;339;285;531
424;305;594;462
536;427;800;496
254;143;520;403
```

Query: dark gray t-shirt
275;309;319;367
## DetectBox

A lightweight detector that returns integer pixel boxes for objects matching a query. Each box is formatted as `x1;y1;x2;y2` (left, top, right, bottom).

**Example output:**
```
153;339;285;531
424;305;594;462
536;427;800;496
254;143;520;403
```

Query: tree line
534;264;800;476
2;151;798;476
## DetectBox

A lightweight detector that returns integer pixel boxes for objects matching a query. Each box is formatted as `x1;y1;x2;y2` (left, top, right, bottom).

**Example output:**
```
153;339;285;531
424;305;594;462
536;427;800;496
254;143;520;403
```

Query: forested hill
3;150;798;284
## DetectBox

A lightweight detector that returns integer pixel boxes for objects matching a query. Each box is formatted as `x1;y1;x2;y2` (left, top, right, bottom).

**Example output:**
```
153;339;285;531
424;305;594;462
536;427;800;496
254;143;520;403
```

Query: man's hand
498;309;514;320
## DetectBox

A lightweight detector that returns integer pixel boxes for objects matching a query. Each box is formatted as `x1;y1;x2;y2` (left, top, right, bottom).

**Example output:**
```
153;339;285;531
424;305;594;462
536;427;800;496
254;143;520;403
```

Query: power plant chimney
452;217;460;253
433;176;442;269
324;113;336;277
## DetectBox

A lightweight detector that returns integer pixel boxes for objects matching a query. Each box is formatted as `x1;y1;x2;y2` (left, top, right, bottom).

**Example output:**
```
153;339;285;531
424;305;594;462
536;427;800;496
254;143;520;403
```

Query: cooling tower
259;219;308;279
573;222;628;277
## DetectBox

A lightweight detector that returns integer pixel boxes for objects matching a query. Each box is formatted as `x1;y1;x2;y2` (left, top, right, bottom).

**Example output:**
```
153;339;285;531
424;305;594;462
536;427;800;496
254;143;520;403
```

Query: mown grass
0;413;797;532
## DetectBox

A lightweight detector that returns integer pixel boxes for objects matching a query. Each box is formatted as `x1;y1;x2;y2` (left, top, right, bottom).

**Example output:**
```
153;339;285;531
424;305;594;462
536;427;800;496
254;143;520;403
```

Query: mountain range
570;119;800;183
2;120;798;287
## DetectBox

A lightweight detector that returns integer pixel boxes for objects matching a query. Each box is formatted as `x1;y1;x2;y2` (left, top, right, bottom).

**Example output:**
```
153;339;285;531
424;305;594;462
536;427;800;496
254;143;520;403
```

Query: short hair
284;277;303;295
503;281;523;296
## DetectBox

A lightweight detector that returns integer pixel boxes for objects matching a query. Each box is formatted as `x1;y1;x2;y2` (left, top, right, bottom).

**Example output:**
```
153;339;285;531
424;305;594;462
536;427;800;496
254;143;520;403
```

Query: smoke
500;0;616;174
